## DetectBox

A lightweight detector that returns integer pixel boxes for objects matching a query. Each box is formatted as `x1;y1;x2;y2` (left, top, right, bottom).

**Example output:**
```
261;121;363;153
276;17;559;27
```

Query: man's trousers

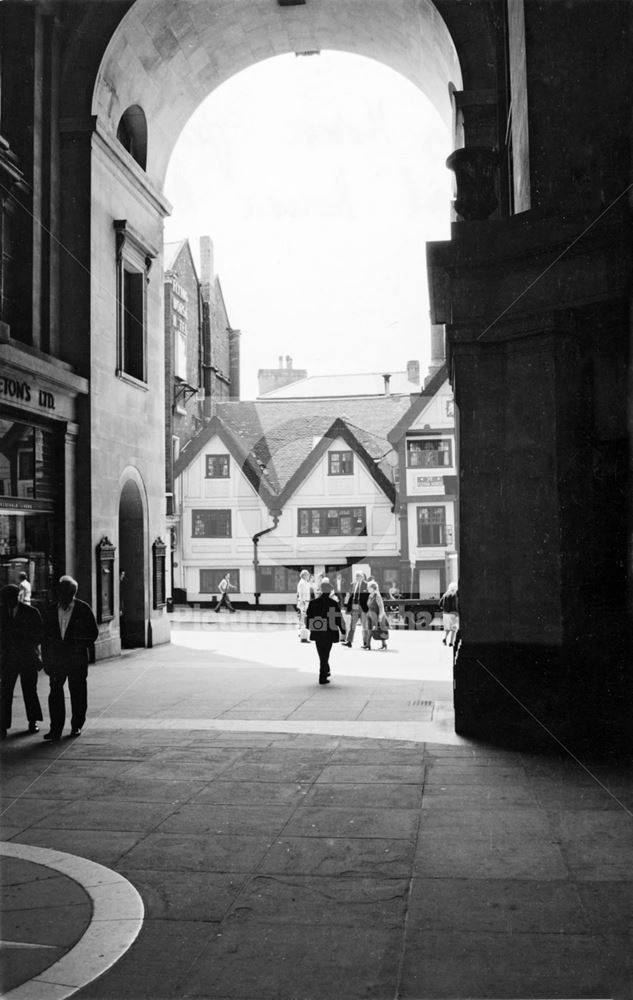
1;664;42;731
346;607;369;647
313;636;334;680
48;667;88;736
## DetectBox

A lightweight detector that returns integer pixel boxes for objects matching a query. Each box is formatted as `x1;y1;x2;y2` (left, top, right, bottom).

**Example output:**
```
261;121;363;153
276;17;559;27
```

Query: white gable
177;433;264;503
409;379;454;431
290;436;392;504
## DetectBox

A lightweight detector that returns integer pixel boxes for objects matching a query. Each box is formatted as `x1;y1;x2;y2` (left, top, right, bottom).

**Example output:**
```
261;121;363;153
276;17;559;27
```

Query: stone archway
48;0;631;752
91;0;463;187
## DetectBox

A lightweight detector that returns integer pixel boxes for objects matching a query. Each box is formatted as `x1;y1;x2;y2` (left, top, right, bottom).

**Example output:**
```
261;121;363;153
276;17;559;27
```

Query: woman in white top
296;570;313;641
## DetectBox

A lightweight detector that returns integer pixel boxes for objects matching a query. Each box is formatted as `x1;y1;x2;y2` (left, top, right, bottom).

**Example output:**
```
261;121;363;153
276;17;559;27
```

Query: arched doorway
118;479;146;648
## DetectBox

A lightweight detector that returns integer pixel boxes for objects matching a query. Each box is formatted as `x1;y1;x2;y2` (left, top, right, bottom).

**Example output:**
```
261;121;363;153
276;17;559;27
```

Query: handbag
372;617;389;641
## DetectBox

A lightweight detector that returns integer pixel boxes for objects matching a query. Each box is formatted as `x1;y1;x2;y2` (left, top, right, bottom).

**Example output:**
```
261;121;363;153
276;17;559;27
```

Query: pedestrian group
299;570;459;684
0;568;461;733
1;574;98;742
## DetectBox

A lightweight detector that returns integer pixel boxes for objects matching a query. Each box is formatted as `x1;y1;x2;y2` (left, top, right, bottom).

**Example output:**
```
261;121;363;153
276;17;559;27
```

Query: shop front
0;346;89;606
0;417;58;605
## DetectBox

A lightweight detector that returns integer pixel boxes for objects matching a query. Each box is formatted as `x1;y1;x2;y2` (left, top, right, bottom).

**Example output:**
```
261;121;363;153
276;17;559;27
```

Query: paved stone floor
1;621;632;999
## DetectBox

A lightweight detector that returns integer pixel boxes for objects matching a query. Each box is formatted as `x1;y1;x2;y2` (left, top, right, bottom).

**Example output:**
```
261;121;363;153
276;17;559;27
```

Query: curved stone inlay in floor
0;842;144;1000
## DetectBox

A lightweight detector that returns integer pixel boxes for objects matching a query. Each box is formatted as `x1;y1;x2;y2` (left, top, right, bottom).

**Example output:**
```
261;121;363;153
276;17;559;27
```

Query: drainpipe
252;512;281;607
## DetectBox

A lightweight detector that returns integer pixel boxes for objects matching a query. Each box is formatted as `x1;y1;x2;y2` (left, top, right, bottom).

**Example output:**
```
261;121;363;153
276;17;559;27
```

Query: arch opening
118;479;146;648
116;105;148;170
164;49;455;396
92;0;462;187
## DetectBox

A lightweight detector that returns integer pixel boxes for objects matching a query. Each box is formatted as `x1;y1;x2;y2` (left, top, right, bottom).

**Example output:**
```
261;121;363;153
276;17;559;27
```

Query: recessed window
192;509;231;538
114;220;156;386
122;267;145;381
298;507;366;537
407;439;452;469
200;568;239;592
116;105;148;170
417;506;446;546
328;450;354;476
205;454;230;479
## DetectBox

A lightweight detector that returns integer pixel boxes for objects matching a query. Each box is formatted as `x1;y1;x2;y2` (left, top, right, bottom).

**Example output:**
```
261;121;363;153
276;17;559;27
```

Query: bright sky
164;51;453;400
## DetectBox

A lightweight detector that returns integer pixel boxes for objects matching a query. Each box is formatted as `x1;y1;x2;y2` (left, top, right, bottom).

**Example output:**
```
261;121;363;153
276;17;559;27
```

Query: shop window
259;565;301;593
328;450;354;476
200;568;239;593
407;439;452;469
192;509;231;538
205;454;230;479
298;507;366;536
0;421;57;501
417;506;446;546
114;220;156;386
0;418;58;607
373;566;402;594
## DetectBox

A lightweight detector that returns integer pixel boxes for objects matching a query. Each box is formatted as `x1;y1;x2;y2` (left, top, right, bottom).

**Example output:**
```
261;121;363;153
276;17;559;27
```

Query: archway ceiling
93;0;462;186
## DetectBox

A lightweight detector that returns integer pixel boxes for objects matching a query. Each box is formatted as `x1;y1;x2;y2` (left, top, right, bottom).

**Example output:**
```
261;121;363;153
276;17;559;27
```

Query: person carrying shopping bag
366;581;389;651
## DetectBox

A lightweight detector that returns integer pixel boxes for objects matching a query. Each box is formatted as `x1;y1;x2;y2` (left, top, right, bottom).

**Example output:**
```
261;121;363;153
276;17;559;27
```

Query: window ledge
116;369;149;391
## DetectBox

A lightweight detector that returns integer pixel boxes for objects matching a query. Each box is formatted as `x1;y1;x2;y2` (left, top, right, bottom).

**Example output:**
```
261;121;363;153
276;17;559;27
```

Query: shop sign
415;475;443;489
0;498;55;513
0;375;56;411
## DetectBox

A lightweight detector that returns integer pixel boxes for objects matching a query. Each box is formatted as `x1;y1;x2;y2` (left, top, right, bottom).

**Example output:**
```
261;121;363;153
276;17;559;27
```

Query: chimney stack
382;373;391;395
199;236;214;285
257;357;308;397
406;360;420;385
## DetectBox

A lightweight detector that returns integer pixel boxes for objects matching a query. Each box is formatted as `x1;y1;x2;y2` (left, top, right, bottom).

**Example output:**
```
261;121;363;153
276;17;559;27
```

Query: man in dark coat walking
306;579;346;685
0;584;44;737
41;575;99;742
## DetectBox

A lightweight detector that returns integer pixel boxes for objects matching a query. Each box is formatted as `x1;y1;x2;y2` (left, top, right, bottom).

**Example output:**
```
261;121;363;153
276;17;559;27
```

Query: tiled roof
176;394;415;498
258;371;421;398
163;240;189;273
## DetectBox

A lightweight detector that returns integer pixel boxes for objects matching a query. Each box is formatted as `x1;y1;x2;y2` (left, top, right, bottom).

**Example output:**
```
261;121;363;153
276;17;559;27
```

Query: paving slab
259;835;417;878
156;801;299;837
225;873;409;927
301;780;422;810
400;929;632;999
182;921;403;1000
116;869;247;922
120;831;274;874
282;804;420;840
406;877;592;934
192;779;311;806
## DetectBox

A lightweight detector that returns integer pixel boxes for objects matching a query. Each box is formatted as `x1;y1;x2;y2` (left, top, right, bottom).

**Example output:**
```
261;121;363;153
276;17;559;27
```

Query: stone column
448;320;569;748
